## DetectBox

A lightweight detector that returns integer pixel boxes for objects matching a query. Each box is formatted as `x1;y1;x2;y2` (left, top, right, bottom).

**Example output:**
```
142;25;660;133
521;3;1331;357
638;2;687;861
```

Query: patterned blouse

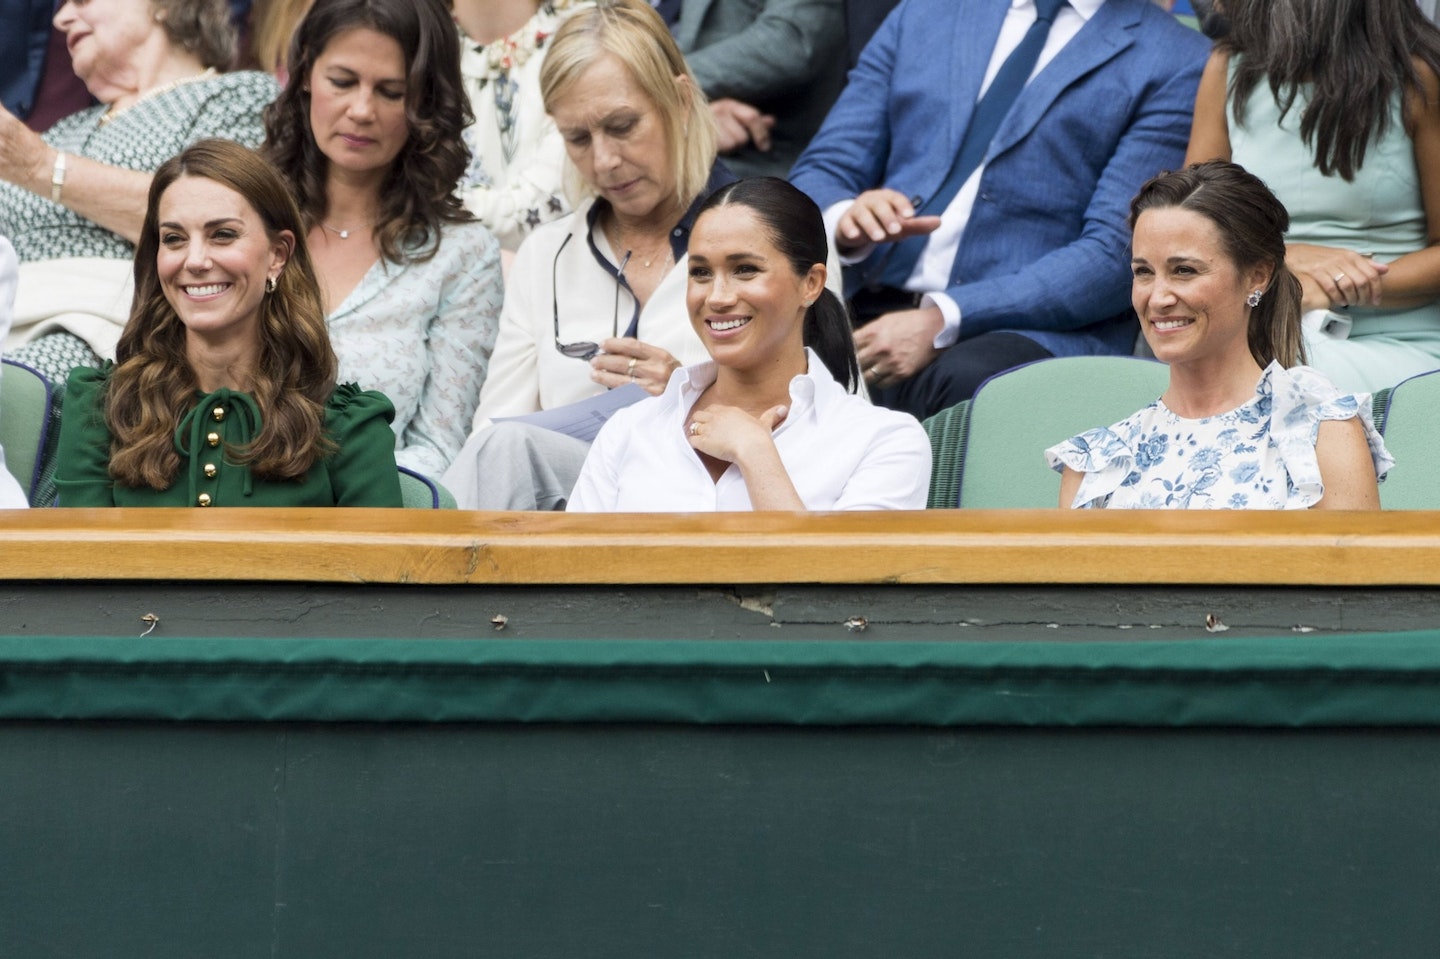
1046;363;1393;509
327;219;503;479
457;0;589;250
0;70;279;263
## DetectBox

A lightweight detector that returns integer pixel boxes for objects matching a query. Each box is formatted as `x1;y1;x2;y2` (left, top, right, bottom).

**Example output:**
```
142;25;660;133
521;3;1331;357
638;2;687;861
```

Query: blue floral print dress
1045;363;1393;509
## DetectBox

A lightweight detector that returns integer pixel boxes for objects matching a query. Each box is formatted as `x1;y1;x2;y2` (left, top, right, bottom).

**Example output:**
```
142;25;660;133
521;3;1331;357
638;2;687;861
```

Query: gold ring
627;357;637;376
1334;272;1346;284
689;422;699;436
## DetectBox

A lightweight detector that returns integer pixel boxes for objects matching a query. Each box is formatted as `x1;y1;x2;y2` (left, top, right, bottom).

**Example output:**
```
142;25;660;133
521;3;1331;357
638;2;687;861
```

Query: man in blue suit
790;0;1210;419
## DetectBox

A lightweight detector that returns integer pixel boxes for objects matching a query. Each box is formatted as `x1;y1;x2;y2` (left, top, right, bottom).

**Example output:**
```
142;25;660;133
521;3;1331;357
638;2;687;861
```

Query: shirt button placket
201;403;226;504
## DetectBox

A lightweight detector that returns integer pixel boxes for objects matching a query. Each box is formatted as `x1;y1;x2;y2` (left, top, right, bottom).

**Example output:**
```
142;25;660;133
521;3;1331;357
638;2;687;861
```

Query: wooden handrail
1;508;1438;586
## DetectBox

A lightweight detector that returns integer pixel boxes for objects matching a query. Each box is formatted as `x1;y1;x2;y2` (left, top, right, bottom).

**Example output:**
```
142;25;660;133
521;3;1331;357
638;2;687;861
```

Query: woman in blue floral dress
1047;161;1392;509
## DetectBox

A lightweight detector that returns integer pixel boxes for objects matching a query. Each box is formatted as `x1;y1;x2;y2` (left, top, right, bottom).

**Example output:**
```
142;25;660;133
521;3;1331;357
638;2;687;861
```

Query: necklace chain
97;68;217;127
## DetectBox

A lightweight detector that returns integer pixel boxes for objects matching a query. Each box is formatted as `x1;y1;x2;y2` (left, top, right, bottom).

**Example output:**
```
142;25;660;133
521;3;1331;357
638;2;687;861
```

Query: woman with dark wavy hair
262;0;502;480
1186;0;1440;394
1047;161;1390;511
53;139;402;507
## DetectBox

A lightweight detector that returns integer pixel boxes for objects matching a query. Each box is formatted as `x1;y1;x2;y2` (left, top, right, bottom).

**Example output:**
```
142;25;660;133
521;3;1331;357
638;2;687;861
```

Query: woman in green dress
53;138;402;507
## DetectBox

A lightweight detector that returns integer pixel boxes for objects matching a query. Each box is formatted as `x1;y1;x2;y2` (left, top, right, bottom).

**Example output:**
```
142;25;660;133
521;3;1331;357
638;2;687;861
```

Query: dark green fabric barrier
4;632;1440;725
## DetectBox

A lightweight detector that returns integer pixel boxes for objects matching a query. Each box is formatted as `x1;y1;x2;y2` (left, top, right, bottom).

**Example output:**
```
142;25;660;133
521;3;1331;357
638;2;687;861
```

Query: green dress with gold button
53;366;405;507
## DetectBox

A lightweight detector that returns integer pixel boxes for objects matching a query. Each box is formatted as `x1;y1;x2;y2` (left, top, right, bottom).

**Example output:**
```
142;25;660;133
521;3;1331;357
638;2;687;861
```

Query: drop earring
1246;289;1263;308
265;275;278;294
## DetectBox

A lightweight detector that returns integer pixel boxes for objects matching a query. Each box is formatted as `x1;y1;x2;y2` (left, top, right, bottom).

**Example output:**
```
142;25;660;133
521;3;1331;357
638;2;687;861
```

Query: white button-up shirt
568;349;932;511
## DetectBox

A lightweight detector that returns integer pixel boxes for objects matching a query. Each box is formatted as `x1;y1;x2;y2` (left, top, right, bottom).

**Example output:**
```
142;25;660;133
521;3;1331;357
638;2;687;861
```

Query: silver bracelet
50;152;67;204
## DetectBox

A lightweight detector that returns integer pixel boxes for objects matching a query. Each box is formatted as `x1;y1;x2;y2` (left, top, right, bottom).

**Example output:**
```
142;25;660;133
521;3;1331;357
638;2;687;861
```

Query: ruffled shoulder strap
1266;363;1394;507
1044;406;1154;509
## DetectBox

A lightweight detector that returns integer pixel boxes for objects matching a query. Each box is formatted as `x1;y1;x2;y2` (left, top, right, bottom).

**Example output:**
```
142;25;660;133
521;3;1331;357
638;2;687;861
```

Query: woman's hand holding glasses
589;337;680;396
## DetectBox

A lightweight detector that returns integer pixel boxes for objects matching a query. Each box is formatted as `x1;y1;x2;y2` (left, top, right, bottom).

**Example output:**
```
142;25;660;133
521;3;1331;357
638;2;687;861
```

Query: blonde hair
540;0;717;210
246;0;315;74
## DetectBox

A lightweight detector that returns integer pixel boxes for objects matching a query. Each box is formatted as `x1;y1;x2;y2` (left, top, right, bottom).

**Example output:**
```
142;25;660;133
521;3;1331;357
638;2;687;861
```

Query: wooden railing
3;508;1439;586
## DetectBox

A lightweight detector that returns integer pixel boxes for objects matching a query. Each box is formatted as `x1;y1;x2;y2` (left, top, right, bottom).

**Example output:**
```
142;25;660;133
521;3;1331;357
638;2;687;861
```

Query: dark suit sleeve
946;28;1209;339
787;0;906;211
684;0;845;103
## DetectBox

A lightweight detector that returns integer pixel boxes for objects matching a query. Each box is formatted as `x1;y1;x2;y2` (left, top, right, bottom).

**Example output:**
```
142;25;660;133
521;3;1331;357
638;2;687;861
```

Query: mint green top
55;366;404;507
1230;65;1440;338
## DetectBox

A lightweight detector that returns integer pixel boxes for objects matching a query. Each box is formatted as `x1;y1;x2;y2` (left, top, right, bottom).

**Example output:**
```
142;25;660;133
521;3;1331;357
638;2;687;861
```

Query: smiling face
156;175;292;352
686;204;825;374
307;26;411;183
53;0;164;88
1131;206;1272;371
550;53;682;227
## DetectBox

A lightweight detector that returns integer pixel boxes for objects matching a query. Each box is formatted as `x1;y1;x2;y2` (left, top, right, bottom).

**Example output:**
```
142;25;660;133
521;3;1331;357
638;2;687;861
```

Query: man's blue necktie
877;0;1068;290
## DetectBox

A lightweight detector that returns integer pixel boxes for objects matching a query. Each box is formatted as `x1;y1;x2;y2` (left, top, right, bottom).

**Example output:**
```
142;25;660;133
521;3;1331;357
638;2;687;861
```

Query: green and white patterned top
0;70;279;264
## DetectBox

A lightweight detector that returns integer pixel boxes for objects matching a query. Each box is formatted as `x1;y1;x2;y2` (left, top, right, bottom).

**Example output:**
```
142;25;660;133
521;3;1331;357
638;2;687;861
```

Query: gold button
207;431;220;447
212;406;226;422
203;463;217;479
197;493;212;507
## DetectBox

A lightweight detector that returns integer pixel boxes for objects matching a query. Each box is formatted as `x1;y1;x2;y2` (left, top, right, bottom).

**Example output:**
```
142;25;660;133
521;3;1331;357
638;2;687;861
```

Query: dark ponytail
696;177;862;392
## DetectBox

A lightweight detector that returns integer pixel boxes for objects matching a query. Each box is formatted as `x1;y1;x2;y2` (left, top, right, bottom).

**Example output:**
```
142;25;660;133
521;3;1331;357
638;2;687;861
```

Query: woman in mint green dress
54;139;402;508
1185;0;1440;393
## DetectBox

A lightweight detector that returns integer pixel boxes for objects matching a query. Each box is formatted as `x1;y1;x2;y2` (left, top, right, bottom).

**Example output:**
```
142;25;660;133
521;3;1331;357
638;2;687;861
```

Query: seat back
958;356;1169;509
1377;370;1440;509
0;359;56;504
921;400;970;509
397;466;458;509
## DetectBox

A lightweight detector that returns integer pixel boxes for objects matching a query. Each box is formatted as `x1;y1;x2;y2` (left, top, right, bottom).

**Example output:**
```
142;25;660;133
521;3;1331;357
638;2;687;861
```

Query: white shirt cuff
823;200;877;265
924;292;961;348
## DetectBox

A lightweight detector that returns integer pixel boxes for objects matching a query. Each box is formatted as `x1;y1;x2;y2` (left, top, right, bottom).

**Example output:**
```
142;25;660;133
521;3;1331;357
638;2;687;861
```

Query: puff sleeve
324;384;405;507
53;364;118;507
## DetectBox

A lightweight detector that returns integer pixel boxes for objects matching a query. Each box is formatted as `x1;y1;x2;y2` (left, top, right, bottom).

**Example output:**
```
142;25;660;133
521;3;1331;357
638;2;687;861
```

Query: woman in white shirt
568;177;930;512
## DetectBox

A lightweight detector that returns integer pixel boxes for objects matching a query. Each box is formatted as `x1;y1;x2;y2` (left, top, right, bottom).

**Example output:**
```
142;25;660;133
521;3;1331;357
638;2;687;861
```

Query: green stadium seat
1377;371;1440;509
398;466;458;509
956;356;1169;509
0;359;56;506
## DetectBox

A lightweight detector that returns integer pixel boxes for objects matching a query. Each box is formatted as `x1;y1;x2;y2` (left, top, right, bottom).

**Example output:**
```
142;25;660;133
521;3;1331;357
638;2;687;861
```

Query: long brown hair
1222;0;1440;181
261;0;473;263
109;139;337;490
1129;161;1305;370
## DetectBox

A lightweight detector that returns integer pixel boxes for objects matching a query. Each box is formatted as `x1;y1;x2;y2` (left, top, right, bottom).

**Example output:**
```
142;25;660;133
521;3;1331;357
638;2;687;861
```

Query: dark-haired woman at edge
1185;0;1440;393
568;177;930;511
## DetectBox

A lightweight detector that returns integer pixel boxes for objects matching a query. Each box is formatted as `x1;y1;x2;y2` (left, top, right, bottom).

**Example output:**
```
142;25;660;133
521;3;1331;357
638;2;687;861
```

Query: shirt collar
1011;0;1102;19
666;347;848;421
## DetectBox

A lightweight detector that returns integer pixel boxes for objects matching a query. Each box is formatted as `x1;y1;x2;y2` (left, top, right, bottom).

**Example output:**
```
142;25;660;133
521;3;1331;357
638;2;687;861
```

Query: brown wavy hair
108;138;337;490
1222;0;1440;181
1129;160;1305;370
260;0;473;263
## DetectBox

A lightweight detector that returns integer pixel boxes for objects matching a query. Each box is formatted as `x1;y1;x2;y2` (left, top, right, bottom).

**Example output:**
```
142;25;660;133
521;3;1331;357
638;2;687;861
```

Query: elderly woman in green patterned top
0;0;278;384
